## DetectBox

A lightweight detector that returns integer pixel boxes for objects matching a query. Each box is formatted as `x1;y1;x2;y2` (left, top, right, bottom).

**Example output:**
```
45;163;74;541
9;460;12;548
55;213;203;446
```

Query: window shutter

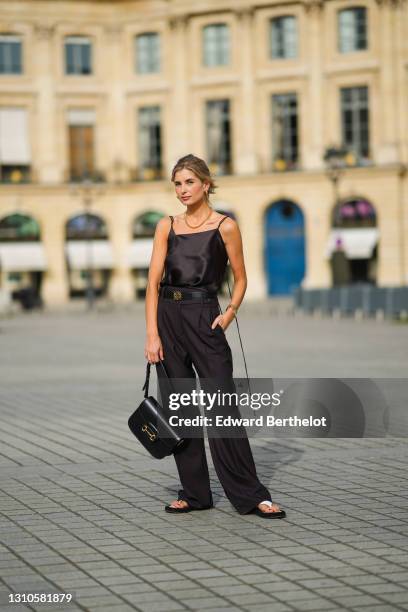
0;108;30;164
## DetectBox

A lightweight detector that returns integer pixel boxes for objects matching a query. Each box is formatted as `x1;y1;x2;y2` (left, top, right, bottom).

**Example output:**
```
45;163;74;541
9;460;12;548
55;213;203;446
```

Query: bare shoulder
155;216;172;236
219;215;240;240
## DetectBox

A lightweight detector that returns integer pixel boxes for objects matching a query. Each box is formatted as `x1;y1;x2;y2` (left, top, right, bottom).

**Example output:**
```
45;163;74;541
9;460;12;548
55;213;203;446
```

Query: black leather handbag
128;360;186;459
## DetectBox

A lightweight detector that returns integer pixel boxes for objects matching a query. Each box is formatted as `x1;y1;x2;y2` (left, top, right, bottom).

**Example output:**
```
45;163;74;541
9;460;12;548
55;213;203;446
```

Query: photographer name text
168;415;327;428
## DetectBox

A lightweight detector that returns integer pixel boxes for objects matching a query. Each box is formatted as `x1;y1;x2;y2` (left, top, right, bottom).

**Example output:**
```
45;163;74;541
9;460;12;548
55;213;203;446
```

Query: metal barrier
293;285;408;318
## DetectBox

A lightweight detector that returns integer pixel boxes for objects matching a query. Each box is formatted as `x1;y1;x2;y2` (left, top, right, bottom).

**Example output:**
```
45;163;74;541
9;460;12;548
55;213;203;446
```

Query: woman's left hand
211;309;235;332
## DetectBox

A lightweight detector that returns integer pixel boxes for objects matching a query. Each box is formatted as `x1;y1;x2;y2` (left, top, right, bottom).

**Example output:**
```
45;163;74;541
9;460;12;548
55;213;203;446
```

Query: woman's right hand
144;333;164;363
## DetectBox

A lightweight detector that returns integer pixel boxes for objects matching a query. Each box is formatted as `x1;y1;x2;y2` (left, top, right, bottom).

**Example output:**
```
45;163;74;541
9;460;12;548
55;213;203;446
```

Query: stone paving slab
0;310;407;612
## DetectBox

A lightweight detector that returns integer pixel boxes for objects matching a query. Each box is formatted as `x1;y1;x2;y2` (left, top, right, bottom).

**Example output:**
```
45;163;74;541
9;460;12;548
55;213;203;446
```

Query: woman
144;154;285;519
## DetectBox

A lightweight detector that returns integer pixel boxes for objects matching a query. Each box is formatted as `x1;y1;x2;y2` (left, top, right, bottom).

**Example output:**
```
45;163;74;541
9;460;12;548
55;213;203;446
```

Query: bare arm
144;217;171;362
212;218;247;331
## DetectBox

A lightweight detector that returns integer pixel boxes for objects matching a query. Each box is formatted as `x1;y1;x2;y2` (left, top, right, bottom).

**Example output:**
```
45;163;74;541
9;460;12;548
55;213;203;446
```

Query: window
67;109;95;181
0;108;31;182
203;24;230;67
66;213;107;240
138;106;162;180
0;34;22;74
206;100;231;175
0;214;40;241
338;7;367;53
270;16;297;59
133;211;165;237
341;86;369;161
333;198;376;228
135;33;160;74
272;93;298;170
65;36;92;75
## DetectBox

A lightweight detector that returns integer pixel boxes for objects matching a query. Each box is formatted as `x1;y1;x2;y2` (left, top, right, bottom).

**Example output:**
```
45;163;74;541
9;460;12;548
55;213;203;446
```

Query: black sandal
165;501;212;514
251;500;286;519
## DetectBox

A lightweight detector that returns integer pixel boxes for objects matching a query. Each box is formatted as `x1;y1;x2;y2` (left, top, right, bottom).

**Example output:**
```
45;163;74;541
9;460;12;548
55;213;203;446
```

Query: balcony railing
68;169;106;184
0;165;32;184
130;166;164;182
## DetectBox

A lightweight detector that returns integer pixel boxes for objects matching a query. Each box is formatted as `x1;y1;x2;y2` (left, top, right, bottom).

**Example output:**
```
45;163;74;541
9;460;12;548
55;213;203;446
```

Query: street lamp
324;146;348;203
71;175;104;310
323;146;350;229
324;146;351;287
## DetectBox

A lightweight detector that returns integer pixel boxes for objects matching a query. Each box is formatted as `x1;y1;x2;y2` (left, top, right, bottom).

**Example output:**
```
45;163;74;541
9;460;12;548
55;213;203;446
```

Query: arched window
133;211;165;238
0;213;40;241
66;213;108;240
333;198;376;228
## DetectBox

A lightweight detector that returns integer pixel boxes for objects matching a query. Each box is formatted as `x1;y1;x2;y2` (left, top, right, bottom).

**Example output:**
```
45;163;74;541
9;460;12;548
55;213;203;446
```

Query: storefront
0;213;46;308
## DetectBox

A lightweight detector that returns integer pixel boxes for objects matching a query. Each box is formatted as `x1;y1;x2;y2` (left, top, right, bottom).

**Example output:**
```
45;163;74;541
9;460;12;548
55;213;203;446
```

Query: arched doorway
65;213;112;298
327;198;378;285
0;213;46;308
130;211;165;299
265;200;306;296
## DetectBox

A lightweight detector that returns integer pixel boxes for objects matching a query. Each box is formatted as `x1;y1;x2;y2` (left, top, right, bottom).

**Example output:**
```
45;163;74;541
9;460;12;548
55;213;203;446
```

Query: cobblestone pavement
0;304;407;612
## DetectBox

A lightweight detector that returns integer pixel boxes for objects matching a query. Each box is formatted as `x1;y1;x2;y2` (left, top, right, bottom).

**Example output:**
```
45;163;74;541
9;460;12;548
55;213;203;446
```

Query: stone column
107;200;135;303
32;24;61;183
244;210;268;299
392;1;408;283
302;189;332;289
235;8;258;175
398;164;408;285
104;25;128;183
167;16;189;174
303;1;324;170
41;209;69;305
228;190;267;300
376;0;399;164
393;0;408;166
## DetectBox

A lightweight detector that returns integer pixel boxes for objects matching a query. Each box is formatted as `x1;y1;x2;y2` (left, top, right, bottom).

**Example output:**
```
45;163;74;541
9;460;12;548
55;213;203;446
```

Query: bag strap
223;278;251;395
142;359;171;397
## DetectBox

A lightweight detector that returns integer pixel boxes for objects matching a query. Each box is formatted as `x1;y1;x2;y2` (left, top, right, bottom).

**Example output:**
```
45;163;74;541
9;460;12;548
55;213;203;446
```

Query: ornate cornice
33;23;56;40
104;24;122;41
168;15;189;30
302;0;324;13
234;7;255;19
375;0;407;7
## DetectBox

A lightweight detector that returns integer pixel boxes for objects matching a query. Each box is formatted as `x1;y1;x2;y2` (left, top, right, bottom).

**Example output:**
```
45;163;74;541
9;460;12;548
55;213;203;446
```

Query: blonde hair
171;154;217;200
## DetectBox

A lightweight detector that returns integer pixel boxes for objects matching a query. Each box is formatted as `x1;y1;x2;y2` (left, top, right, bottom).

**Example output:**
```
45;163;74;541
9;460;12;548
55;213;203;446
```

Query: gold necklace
184;208;213;229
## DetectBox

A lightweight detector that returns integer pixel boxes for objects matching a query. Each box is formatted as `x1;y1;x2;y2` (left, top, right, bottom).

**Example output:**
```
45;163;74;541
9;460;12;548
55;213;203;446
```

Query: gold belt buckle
173;290;182;301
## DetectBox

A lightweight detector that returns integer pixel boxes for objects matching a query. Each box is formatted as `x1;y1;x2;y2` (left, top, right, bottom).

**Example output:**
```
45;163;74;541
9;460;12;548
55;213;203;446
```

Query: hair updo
171;154;217;199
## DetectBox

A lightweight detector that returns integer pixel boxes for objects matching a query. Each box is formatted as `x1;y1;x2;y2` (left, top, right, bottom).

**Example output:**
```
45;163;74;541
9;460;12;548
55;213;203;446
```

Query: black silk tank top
160;215;229;293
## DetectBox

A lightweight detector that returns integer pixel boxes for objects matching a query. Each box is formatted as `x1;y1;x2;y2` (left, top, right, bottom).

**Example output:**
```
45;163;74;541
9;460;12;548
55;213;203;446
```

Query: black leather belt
160;287;217;301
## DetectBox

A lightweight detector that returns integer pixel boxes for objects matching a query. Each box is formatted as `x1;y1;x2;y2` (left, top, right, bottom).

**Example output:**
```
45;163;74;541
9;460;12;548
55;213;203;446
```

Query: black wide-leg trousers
156;293;271;514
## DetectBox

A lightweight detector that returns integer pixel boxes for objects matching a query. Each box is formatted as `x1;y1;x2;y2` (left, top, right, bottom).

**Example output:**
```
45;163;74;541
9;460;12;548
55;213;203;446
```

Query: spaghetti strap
169;215;174;227
217;215;228;228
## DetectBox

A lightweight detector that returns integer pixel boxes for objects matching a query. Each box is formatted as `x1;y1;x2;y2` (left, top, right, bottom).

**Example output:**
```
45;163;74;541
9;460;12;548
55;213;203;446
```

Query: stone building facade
0;0;407;305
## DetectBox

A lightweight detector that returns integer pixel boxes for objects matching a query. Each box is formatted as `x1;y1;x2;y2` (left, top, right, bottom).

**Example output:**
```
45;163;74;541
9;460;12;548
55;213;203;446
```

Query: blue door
265;200;305;295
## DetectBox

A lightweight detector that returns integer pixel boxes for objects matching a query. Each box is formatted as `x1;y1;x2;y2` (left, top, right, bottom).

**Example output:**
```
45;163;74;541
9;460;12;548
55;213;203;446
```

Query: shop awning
128;238;153;268
0;242;47;271
326;228;379;260
65;240;114;270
